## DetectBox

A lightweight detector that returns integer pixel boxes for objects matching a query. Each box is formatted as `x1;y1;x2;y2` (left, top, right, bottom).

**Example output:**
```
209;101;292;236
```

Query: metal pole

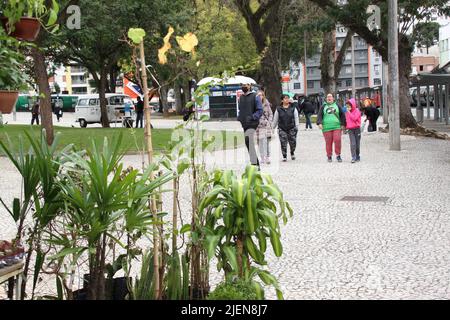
351;34;356;98
416;84;422;123
434;84;439;121
426;85;430;120
445;84;449;125
382;61;389;123
388;0;400;150
440;85;444;123
304;30;308;96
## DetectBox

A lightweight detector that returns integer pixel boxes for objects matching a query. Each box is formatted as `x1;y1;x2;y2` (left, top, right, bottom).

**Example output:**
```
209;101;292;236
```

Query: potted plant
0;37;28;114
0;0;59;42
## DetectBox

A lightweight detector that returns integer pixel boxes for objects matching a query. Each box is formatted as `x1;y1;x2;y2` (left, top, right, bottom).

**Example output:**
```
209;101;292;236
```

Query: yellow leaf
176;32;198;53
158;27;174;65
158;43;170;64
164;26;175;44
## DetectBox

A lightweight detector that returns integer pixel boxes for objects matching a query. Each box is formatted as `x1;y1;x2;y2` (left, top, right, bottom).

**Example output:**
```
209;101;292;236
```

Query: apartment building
287;26;383;95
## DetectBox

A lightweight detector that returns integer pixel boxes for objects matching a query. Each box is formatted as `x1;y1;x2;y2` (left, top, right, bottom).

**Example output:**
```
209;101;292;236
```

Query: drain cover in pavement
340;196;389;202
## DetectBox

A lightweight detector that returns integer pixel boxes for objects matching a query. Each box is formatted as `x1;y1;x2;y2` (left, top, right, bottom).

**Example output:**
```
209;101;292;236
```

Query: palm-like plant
199;165;293;299
53;134;173;300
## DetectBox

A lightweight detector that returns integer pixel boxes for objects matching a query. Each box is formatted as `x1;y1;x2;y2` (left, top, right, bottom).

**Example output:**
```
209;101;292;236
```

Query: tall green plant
52;134;173;300
199;166;293;300
0;131;74;299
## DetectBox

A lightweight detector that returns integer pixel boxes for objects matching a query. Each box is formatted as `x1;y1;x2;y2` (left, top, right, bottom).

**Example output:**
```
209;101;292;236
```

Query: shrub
207;279;260;300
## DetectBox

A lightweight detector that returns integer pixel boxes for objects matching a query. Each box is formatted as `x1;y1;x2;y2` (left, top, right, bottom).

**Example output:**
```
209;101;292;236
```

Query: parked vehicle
75;94;135;128
409;87;434;107
15;94;78;112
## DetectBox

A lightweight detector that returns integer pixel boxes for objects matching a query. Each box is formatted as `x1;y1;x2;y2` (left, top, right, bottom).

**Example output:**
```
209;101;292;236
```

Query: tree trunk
160;86;170;117
174;82;183;115
261;48;282;111
320;30;336;95
109;66;117;93
31;47;54;145
398;37;417;129
181;80;191;114
99;68;110;127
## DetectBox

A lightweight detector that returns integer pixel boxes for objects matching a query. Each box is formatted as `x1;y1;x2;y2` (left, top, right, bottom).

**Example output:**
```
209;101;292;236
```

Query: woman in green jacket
316;93;347;162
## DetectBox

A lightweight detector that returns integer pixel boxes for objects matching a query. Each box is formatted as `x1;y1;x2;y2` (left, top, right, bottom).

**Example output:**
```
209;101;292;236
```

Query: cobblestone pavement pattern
1;119;449;299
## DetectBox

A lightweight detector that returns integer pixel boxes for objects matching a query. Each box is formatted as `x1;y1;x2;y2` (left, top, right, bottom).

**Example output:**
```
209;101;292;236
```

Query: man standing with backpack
237;82;263;169
317;93;347;162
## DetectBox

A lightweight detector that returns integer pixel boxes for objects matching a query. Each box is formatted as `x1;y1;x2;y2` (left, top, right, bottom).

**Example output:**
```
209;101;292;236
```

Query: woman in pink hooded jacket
345;98;362;163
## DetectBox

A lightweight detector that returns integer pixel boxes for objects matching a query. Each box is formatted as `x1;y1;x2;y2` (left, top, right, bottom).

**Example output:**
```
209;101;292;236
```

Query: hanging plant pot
0;91;19;114
1;17;41;42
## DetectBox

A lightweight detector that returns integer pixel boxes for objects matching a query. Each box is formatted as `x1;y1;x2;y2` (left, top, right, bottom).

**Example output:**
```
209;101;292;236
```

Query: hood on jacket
346;98;357;110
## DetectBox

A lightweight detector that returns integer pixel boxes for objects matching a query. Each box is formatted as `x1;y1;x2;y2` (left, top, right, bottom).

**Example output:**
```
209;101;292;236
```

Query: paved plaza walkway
1;119;449;299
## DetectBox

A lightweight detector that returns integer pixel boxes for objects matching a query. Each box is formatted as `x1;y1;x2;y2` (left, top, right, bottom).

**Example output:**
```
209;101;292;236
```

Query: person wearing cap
237;82;263;168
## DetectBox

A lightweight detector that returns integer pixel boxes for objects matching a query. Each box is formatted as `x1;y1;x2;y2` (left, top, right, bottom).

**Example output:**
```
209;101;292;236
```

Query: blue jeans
305;112;313;129
135;112;143;128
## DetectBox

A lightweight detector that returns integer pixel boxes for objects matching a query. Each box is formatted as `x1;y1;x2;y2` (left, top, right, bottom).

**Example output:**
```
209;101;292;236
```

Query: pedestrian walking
273;94;299;162
299;96;315;130
54;96;63;122
135;96;144;128
237;82;263;168
31;101;40;125
256;90;273;164
317;93;346;162
363;99;380;132
345;98;362;163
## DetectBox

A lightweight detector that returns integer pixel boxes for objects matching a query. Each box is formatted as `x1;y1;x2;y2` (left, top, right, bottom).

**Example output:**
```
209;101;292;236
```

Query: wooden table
0;262;24;300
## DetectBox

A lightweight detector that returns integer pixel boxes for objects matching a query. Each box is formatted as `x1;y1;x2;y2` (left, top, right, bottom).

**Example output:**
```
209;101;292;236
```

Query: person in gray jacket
273;94;300;161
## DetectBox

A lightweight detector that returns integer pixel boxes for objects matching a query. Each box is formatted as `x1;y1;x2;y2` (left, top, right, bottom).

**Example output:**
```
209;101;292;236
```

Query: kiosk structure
196;76;259;119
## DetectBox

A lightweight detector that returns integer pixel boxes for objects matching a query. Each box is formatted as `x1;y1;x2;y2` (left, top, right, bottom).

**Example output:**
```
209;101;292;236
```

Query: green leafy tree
412;21;440;54
307;0;450;128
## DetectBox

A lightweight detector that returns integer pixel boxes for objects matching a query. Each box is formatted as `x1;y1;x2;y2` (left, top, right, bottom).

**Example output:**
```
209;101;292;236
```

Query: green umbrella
283;92;294;98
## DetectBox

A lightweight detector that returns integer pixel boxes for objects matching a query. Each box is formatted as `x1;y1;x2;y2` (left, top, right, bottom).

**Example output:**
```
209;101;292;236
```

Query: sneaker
336;155;342;162
291;154;296;160
356;156;360;162
282;157;287;162
327;156;332;162
351;158;356;163
265;157;271;164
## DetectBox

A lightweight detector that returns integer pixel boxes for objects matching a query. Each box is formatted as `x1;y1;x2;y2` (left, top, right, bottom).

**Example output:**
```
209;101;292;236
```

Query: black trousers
279;128;297;158
135;112;144;128
31;114;39;125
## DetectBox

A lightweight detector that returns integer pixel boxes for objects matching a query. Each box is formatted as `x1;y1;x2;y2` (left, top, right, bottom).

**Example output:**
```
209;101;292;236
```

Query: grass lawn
0;125;244;155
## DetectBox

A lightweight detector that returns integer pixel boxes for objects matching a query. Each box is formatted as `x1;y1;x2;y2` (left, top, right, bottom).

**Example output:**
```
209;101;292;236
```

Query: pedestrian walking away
317;93;346;162
345;98;362;163
54;96;63;122
135;96;144;128
256;90;273;164
273;94;299;162
237;82;263;169
31;101;40;125
362;99;380;132
299;96;315;130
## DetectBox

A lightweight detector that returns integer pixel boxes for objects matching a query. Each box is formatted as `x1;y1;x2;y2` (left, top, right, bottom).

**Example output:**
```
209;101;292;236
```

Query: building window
307;81;315;89
294;82;301;90
345;52;351;61
346;79;352;87
307;67;314;74
345;66;352;74
419;65;424;71
374;78;381;85
374;65;380;75
337;81;342;87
